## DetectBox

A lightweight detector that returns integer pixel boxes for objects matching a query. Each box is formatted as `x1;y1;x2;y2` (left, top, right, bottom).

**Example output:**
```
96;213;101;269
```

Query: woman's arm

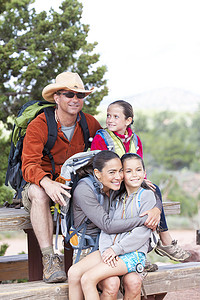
73;181;148;234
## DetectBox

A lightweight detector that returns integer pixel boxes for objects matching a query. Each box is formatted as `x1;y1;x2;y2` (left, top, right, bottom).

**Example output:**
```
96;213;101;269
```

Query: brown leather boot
42;253;67;283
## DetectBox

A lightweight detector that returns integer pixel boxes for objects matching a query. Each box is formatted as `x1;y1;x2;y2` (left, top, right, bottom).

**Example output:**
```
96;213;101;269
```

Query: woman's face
106;104;132;135
94;158;123;194
123;158;146;195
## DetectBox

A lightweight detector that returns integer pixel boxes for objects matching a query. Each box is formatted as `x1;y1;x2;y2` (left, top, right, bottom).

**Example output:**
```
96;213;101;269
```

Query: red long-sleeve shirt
91;128;143;159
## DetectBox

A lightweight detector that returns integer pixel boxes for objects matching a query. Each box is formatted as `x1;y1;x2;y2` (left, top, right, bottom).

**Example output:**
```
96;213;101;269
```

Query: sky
34;0;200;100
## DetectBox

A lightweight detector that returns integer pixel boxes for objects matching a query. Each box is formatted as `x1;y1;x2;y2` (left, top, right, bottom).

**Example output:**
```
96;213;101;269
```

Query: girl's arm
111;226;152;255
91;133;108;150
73;181;148;234
136;135;143;159
111;190;156;256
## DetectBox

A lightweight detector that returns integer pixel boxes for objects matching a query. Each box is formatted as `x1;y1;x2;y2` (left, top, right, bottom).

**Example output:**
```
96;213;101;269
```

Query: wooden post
24;229;43;281
64;240;73;274
196;202;200;245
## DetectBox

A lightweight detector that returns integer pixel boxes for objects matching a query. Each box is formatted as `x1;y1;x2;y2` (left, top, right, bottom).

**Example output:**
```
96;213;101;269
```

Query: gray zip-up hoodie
73;177;159;239
99;187;156;256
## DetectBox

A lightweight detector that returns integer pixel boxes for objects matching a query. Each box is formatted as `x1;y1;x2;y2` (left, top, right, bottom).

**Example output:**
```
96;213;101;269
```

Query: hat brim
42;84;95;102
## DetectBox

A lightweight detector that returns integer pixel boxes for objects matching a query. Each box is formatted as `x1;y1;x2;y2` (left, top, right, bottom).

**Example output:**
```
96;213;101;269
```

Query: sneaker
155;239;191;262
144;260;158;272
42;253;67;283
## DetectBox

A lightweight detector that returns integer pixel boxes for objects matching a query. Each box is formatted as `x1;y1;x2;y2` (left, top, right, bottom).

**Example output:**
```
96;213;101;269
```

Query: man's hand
101;248;118;268
140;207;161;231
40;176;71;206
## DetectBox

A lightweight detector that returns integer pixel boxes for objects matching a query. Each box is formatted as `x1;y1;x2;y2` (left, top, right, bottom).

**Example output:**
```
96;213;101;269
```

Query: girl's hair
108;100;134;126
120;153;160;208
120;153;149;192
76;150;120;179
121;153;145;171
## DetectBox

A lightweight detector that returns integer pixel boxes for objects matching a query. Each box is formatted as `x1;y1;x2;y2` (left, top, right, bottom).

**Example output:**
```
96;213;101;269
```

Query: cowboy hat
42;72;94;102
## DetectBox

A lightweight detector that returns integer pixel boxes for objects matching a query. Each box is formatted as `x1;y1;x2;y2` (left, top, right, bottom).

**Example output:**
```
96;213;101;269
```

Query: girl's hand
102;248;118;267
144;179;156;192
140;207;161;230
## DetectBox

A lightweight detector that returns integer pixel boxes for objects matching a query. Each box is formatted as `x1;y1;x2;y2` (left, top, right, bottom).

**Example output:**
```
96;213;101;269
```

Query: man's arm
40;176;71;206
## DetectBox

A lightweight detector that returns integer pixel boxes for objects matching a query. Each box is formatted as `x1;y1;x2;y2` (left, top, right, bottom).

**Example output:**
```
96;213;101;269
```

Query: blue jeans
154;185;168;232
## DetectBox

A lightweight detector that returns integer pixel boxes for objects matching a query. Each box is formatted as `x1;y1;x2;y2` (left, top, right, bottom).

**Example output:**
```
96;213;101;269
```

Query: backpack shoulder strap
43;106;57;175
79;111;90;151
133;132;138;150
80;174;104;205
43;106;57;151
95;129;115;151
135;188;145;212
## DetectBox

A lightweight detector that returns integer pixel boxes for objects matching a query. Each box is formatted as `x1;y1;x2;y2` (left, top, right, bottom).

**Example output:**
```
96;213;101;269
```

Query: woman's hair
108;100;134;126
76;150;120;179
93;150;120;171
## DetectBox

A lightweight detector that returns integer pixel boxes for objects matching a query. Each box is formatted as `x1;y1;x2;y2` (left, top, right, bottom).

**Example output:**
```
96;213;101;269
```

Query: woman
68;151;161;300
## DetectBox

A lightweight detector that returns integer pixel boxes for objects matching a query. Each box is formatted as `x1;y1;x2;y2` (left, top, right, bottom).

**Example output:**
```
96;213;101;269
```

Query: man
21;71;101;283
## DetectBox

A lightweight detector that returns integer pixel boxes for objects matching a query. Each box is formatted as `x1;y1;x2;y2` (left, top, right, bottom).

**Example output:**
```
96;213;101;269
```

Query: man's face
54;90;85;116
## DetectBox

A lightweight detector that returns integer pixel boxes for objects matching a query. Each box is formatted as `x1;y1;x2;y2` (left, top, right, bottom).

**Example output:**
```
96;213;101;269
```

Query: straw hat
42;72;94;102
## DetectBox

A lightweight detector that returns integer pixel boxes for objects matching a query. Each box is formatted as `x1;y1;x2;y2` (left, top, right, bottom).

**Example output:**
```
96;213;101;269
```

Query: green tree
138;111;196;170
149;171;198;217
0;0;108;129
0;0;108;202
190;107;200;171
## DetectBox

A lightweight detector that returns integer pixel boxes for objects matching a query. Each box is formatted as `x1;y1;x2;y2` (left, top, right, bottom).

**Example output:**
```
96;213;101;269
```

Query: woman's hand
140;207;161;231
102;248;118;267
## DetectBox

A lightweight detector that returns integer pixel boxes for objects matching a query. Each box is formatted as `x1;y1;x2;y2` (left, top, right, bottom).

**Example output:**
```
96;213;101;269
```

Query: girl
91;100;190;263
69;152;156;300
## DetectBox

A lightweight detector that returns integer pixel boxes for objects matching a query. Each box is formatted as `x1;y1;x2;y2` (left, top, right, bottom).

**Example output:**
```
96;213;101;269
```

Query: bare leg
68;251;102;300
123;273;142;300
28;184;53;248
159;231;172;245
99;276;120;300
81;256;140;300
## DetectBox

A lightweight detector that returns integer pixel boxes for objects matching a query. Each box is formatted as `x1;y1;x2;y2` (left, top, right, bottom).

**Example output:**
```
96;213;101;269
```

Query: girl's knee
101;276;120;296
123;273;142;293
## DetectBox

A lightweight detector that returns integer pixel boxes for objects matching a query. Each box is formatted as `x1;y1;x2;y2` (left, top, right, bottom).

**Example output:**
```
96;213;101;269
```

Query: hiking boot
155;239;191;262
144;260;158;272
42;254;67;283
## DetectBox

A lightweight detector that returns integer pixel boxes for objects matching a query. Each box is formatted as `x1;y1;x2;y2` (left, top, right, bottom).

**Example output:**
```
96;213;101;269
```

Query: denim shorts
119;251;146;273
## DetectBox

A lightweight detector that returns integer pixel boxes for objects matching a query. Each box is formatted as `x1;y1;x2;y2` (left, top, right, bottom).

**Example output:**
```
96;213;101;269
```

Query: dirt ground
1;229;197;256
1;229;200;299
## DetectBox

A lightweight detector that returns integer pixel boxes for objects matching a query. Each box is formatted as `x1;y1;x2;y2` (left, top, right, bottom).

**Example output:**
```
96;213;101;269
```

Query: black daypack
5;100;91;206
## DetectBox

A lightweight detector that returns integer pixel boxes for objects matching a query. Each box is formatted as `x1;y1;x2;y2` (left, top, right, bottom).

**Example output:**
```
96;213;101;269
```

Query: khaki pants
21;182;32;212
